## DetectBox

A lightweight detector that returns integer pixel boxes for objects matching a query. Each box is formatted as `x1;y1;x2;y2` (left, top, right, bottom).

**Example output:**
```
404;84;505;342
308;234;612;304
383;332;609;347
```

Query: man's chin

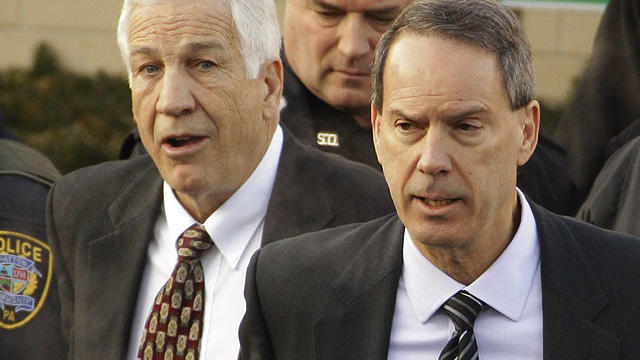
322;91;371;118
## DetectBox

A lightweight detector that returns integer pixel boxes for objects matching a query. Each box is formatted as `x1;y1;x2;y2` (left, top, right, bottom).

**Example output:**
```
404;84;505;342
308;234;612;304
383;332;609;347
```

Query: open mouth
165;136;204;148
416;196;459;208
424;198;455;207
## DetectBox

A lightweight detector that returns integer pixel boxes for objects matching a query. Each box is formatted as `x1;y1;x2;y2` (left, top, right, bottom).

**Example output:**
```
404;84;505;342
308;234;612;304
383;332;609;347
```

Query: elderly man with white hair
46;0;393;359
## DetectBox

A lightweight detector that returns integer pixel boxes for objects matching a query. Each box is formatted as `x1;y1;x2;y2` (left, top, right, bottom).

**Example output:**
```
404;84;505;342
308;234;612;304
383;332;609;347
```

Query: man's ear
371;102;383;164
516;100;540;166
261;59;284;123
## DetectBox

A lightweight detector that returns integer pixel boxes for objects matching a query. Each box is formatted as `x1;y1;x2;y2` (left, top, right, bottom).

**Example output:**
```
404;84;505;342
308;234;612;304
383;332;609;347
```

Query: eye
197;60;215;71
396;120;417;132
144;65;159;74
316;9;342;18
457;122;480;131
368;14;396;25
398;122;413;131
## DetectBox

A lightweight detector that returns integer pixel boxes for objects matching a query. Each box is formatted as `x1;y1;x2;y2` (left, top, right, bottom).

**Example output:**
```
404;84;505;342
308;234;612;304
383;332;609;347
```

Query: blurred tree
0;42;566;174
0;42;134;174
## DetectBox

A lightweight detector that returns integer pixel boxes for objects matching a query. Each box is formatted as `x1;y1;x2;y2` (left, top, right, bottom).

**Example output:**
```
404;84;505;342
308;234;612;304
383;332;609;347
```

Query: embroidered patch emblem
0;231;53;329
316;132;340;147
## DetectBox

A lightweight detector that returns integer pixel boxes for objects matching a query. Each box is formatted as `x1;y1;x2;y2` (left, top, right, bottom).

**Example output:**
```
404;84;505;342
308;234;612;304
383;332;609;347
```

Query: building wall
0;0;602;105
517;5;603;105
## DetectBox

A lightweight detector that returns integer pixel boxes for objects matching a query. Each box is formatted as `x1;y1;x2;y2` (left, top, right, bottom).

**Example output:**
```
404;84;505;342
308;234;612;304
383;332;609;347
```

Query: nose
156;68;196;117
336;14;373;61
416;128;452;176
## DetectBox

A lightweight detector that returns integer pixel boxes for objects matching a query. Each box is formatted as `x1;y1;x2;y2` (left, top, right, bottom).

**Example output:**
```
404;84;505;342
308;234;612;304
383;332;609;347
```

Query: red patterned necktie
138;223;213;360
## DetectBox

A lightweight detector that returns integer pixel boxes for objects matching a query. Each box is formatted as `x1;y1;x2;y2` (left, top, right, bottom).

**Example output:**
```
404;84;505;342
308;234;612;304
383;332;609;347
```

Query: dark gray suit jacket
240;204;640;359
46;131;394;359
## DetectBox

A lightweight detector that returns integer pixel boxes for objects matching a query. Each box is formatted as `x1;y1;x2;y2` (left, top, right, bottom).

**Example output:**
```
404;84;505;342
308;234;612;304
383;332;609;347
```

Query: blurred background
0;0;607;173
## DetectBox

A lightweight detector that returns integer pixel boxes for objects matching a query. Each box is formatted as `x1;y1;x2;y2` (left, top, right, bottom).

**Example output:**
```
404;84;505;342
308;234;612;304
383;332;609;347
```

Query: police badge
0;231;53;329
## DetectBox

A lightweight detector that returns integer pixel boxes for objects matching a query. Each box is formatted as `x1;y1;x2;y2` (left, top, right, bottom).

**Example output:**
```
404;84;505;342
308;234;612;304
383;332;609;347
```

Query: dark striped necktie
439;290;485;360
138;223;213;360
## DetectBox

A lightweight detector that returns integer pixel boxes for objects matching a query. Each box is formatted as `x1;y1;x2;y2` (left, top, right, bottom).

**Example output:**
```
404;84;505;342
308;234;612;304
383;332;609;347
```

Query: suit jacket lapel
534;204;619;360
262;130;334;245
85;157;163;358
314;216;404;360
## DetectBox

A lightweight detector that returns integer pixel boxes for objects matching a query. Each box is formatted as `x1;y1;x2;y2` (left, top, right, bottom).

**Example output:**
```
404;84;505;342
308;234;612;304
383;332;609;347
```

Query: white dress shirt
126;126;283;360
388;189;543;360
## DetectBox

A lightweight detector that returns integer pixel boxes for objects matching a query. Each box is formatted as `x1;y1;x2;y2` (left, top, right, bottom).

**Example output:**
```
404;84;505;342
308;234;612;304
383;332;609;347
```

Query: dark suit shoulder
536;204;640;297
567;216;640;272
47;156;160;248
257;214;397;282
54;156;156;199
280;132;392;211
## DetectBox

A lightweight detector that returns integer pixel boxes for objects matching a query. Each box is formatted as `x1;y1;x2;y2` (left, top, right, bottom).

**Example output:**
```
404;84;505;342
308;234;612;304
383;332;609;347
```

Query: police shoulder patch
0;231;53;329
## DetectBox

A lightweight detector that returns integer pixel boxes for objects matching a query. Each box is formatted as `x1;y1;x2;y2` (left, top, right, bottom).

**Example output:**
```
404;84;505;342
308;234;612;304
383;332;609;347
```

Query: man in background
279;0;412;169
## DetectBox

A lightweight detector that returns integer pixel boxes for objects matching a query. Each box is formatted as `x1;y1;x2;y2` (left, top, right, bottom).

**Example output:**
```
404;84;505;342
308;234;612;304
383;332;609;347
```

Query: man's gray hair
372;0;534;112
116;0;281;84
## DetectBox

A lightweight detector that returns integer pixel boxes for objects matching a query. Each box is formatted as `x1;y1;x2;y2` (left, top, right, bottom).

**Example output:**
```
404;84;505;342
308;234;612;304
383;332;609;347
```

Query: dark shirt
279;55;380;170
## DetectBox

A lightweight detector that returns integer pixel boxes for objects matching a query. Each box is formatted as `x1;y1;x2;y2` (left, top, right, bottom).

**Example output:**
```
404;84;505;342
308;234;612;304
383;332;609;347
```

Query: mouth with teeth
164;136;204;148
416;197;459;208
424;198;455;207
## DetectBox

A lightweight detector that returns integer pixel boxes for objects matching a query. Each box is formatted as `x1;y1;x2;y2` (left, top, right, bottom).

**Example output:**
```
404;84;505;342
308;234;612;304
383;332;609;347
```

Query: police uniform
0;139;66;359
279;55;381;171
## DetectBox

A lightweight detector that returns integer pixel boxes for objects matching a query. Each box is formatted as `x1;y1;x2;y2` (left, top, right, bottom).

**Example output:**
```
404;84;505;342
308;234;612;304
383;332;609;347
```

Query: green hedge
0;43;134;174
1;42;566;175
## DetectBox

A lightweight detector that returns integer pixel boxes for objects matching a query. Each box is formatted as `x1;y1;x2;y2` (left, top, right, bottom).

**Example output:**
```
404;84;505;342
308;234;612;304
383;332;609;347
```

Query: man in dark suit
239;1;640;359
46;0;393;359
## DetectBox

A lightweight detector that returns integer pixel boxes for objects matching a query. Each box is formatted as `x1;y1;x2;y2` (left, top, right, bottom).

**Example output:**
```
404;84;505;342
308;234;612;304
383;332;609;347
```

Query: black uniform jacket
0;139;65;360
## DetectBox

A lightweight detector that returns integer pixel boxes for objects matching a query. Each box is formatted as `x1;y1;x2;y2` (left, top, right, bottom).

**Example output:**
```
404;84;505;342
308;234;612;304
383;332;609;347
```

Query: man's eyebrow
387;107;419;121
439;105;489;121
366;6;404;18
386;104;489;121
309;0;343;12
129;41;225;58
310;0;403;16
130;46;159;58
185;41;225;53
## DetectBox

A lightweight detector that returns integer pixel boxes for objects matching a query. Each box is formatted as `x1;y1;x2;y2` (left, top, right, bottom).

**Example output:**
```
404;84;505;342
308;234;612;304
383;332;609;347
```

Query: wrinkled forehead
128;0;236;49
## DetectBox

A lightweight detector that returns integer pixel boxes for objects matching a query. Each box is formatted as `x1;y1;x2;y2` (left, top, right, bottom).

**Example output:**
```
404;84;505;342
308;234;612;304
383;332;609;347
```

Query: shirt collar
403;188;540;323
163;125;283;268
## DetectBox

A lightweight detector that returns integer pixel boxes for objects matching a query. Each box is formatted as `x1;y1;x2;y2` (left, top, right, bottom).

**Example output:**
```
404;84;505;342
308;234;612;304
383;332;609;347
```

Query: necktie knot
177;223;213;262
442;290;484;331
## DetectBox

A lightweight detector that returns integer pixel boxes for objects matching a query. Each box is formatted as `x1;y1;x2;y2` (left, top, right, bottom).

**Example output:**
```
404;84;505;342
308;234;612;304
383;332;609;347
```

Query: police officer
0;137;66;359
